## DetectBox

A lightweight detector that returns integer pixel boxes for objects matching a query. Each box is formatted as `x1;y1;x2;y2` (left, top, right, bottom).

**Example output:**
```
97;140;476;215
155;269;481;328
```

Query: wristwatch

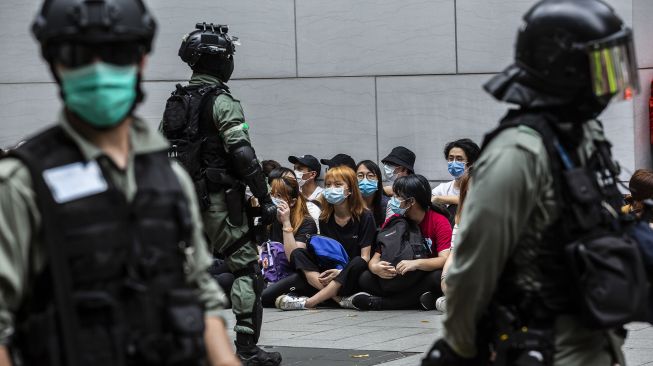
282;226;294;233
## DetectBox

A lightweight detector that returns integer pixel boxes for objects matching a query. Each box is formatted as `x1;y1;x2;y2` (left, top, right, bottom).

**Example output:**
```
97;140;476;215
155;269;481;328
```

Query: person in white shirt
431;139;479;206
288;155;323;201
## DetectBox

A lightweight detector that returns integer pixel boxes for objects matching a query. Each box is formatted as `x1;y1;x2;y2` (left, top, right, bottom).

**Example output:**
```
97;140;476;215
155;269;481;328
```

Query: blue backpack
260;241;292;283
307;235;350;270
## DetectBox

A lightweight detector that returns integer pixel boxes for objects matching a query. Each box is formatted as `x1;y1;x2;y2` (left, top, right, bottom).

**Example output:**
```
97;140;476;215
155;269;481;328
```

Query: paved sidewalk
221;308;653;366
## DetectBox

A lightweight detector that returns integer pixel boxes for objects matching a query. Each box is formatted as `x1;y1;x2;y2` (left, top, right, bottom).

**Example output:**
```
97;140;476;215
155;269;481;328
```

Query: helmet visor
586;29;640;101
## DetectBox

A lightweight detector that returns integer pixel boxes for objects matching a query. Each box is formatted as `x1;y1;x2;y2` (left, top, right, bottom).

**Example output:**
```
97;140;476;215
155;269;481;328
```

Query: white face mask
383;164;398;182
294;170;309;187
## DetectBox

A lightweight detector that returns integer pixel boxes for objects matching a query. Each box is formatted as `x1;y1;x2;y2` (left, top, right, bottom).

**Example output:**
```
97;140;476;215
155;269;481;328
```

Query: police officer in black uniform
161;24;281;366
0;1;240;365
422;0;644;365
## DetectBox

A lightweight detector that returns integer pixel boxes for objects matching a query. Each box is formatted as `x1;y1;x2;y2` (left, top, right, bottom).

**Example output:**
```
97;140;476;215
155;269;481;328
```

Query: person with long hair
274;166;376;310
356;160;390;228
434;169;472;312
350;174;452;310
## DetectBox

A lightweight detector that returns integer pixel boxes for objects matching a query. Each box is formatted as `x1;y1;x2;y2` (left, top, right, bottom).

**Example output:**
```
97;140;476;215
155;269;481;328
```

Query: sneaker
435;296;447;312
339;292;371;310
351;293;383;311
419;291;437;311
275;294;308;311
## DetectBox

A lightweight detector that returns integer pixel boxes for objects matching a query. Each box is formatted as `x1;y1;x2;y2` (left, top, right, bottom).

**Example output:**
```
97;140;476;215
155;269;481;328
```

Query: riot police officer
161;23;281;366
0;1;240;365
422;0;643;365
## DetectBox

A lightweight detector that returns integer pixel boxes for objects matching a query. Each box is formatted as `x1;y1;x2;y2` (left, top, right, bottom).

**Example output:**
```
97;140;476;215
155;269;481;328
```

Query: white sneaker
275;294;308;311
339;292;371;310
435;296;447;312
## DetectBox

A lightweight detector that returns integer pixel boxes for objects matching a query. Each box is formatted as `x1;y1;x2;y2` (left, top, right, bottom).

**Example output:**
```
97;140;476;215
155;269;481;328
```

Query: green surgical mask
60;62;138;128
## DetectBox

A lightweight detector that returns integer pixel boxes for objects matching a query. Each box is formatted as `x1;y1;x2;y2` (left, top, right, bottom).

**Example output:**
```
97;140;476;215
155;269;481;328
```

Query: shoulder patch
0;157;29;183
515;125;545;155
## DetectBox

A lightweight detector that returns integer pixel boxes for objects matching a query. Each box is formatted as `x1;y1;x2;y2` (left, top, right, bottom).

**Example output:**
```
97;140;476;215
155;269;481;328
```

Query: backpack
483;111;650;328
307;235;350;270
378;215;431;266
260;241;292;283
161;84;224;209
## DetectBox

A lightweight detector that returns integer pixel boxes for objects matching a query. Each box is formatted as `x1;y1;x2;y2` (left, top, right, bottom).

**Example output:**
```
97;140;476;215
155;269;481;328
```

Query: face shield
579;28;640;102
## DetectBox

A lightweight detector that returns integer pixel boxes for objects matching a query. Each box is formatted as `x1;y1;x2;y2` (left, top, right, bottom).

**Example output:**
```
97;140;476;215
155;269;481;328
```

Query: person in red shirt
351;174;452;310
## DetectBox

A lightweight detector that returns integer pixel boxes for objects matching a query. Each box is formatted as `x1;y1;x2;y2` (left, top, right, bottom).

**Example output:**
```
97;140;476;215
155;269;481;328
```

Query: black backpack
483;111;651;328
377;216;432;266
161;84;224;182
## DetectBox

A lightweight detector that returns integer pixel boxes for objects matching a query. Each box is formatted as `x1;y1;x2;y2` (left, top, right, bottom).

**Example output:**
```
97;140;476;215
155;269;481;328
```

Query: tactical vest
9;126;206;366
482;111;625;320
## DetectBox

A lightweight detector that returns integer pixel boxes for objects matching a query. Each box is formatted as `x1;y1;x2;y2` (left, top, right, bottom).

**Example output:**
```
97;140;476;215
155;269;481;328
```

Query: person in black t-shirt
275;166;375;310
356;160;390;228
267;175;318;260
260;175;317;306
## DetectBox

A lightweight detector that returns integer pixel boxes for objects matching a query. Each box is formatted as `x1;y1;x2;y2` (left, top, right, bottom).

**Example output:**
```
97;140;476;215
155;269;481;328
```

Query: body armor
10;126;205;366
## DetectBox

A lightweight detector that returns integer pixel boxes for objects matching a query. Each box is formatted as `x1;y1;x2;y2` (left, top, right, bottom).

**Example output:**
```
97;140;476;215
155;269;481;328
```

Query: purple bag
260;241;292;283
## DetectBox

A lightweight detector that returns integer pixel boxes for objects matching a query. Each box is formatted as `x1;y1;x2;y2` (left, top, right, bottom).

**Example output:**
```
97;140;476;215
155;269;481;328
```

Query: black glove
259;196;277;226
421;339;478;366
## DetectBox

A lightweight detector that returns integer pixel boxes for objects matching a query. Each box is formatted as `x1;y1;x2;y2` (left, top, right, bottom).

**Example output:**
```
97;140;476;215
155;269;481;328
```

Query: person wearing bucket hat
422;1;643;365
381;146;416;196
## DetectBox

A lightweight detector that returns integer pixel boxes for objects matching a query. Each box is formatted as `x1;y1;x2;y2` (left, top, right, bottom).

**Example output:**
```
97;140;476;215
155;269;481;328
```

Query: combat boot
235;333;282;366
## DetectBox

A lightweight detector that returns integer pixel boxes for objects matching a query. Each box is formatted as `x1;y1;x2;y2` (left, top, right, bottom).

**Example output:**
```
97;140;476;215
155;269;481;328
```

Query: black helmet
179;23;239;82
484;0;639;121
32;0;156;67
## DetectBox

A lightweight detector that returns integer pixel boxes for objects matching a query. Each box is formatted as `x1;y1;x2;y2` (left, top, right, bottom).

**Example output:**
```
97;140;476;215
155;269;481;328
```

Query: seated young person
434;170;472;312
269;167;321;228
273;166;376;310
260;176;318;305
356;160;390;228
351;174;452;310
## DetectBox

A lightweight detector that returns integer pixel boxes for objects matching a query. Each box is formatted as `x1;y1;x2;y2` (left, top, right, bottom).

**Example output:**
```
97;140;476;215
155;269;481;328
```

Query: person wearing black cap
380;146;416;196
288;154;323;201
321;153;357;172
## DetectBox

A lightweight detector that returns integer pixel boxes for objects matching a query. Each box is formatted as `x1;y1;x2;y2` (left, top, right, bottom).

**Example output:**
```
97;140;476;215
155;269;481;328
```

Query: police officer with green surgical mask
0;1;240;365
160;23;281;366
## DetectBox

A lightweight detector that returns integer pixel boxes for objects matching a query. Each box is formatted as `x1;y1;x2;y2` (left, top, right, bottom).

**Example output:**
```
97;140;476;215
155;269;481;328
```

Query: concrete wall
0;0;648;181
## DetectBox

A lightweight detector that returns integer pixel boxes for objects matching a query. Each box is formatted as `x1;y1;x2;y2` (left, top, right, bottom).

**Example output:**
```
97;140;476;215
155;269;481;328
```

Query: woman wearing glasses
356;160;389;228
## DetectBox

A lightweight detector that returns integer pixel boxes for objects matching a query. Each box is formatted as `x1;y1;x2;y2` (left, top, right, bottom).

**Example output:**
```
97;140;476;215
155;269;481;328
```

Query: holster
205;168;245;226
225;185;245;227
488;305;555;366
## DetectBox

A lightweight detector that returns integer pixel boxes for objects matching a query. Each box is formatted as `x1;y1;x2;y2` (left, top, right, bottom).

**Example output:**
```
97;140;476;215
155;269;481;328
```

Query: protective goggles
48;42;144;68
575;28;640;101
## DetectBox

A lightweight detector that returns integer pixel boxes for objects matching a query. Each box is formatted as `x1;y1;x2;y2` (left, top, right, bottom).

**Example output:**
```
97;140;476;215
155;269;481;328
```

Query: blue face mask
323;187;347;205
358;178;378;197
388;196;408;216
60;62;138;128
271;197;286;207
447;161;466;179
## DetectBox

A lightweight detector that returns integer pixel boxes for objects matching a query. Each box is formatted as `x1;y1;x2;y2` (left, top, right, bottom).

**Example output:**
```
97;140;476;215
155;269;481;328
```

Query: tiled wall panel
377;74;635;181
139;77;379;177
378;74;511;181
634;0;653;69
457;0;633;74
0;0;296;83
634;69;653;170
145;0;296;81
0;1;51;83
296;0;456;77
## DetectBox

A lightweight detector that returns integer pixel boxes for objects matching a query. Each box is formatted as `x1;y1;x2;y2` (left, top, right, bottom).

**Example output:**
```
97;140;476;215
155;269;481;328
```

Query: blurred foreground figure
422;0;651;365
0;1;239;365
